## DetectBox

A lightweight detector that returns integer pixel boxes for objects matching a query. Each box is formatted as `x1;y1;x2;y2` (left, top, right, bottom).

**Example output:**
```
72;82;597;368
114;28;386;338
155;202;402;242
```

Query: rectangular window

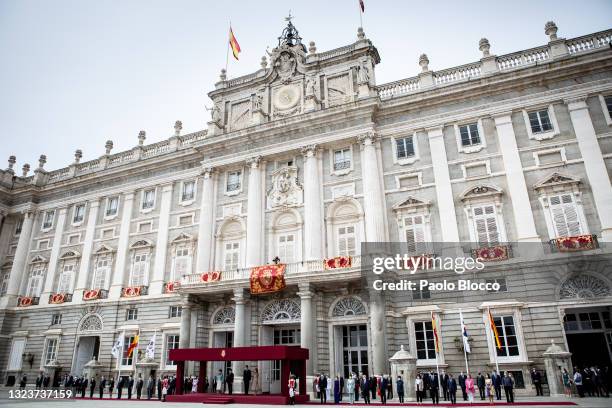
226;171;241;192
129;252;149;286
142;189;155;210
564;313;579;331
0;271;9;296
43;338;58;365
181;181;195;202
15;218;23;235
579;312;602;330
473;204;500;245
486;278;508;293
333;148;352;171
73;204;85;223
605;96;612;117
493;315;520;358
548;194;582;238
168;306;182;318
528;109;553;134
42;210;55;229
51;314;62;325
106;197;119;217
224;242;240;270
26;264;45;298
459;123;481;146
56;263;75;293
337;225;356;257
395;137;415;159
165;334;180;366
277;234;295;263
92;256;110;289
126;308;138;321
404;215;426;254
172;246;191;280
121;335;135;366
413;287;431;300
414;321;436;360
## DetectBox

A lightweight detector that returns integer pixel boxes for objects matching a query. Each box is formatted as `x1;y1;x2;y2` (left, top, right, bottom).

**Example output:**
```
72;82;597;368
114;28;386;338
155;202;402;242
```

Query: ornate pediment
59;250;80;259
130;239;153;249
94;244;115;254
534;172;580;191
30;255;47;264
267;166;303;209
392;196;431;212
171;232;194;243
460;184;503;201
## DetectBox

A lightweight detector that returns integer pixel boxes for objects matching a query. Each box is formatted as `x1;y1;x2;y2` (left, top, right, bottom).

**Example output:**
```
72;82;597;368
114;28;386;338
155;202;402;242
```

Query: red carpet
305;402;577;407
166;392;309;405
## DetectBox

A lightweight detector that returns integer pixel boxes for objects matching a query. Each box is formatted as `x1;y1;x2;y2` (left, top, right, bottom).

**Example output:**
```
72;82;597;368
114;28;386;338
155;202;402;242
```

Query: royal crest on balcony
552;234;598;252
200;271;222;283
471;245;511;262
324;256;353;270
164;281;180;293
83;289;108;301
17;296;39;307
121;286;148;298
49;293;73;304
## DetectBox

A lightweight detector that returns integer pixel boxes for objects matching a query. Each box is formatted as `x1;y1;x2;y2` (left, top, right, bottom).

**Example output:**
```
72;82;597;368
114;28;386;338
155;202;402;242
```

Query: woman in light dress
346;373;356;404
485;374;493;404
191;376;198;393
465;374;475;403
415;374;423;405
251;367;261;395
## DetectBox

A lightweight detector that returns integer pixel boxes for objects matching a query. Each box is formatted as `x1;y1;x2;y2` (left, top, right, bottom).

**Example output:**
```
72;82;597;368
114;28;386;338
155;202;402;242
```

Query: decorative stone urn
82;357;104;379
542;340;572;397
389;345;417;401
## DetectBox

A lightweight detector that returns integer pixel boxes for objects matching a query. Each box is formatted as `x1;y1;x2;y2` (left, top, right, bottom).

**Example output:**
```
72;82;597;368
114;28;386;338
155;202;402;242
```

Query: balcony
49;293;73;304
471;244;512;262
83;289;108;301
121;285;149;298
164;281;180;293
333;160;351;171
180;256;364;292
550;234;598;253
17;296;39;307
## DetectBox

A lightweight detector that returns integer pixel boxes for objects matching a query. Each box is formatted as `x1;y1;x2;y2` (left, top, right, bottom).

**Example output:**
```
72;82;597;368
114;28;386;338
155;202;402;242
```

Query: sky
0;0;611;172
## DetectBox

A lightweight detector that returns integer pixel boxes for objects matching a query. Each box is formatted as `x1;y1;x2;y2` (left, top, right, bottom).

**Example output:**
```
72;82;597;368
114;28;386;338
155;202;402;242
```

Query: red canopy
169;345;308;362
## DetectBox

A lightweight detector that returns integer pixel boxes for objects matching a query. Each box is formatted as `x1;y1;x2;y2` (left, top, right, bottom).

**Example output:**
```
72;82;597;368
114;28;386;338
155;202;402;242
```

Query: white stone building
0;19;611;395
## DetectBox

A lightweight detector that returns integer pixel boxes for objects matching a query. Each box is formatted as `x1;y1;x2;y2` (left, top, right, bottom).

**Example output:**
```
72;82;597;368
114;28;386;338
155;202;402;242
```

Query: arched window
216;217;246;271
170;233;195;281
91;245;114;290
559;275;610;299
212;306;236;325
331;296;366;317
78;313;103;332
269;209;302;264
262;299;301;324
326;198;364;258
25;256;47;298
57;251;80;294
128;240;153;287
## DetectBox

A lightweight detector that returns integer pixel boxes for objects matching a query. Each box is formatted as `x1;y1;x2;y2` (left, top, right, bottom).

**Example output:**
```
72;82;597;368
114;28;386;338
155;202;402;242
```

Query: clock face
273;85;300;111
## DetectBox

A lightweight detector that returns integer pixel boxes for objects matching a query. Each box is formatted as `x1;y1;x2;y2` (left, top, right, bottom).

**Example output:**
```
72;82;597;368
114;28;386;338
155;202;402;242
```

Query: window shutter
549;194;582;237
405;215;426;253
473;205;499;245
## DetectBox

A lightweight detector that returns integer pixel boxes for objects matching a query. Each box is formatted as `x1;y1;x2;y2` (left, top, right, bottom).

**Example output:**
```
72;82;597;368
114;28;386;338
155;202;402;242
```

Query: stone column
359;132;387;242
427;126;460;242
493;113;541;242
1;209;35;307
74;200;100;302
369;289;387;376
179;298;192;349
246;157;264;267
150;184;173;294
232;288;248;390
566;97;612;241
40;207;68;304
298;283;314;376
301;146;324;260
109;192;135;298
196;168;216;272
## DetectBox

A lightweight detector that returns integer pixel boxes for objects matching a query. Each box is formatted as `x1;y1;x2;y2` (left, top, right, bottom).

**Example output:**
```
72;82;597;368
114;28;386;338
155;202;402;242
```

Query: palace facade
1;19;612;396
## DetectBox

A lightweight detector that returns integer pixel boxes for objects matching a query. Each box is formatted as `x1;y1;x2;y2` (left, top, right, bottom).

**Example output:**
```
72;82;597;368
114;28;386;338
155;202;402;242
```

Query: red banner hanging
250;264;286;295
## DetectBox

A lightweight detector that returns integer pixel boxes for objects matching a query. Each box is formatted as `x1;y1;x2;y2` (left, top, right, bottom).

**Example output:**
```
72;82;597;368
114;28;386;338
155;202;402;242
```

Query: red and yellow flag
431;311;440;353
229;27;241;60
488;309;502;350
127;334;139;357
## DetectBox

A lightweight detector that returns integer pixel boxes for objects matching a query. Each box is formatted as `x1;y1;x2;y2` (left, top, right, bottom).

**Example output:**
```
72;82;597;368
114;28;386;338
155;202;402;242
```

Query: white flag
145;332;156;359
460;311;471;354
111;331;125;358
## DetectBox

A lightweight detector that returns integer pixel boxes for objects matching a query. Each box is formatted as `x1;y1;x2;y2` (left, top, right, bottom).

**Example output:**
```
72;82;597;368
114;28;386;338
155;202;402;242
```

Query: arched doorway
72;313;103;376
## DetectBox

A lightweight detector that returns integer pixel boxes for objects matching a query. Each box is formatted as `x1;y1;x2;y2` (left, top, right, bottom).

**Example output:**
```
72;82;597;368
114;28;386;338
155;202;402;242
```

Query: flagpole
488;308;500;374
432;312;441;399
460;310;470;375
225;21;231;76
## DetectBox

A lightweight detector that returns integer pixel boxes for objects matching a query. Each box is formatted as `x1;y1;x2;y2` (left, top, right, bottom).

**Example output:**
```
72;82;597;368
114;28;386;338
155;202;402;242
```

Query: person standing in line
573;369;584;397
415;374;423;405
370;375;377;400
502;372;514;403
562;368;572;398
339;374;345;402
89;376;96;398
379;375;388;404
288;374;296;406
127;375;134;399
360;374;370;405
319;373;328;404
441;371;449;401
396;375;405;403
108;377;115;398
485;374;493;404
243;365;251;395
386;374;393;401
354;372;360;402
161;375;169;402
477;372;485;400
225;368;234;395
136;374;143;399
333;374;341;404
531;368;543;396
346;372;356;404
81;377;88;398
146;374;154;399
214;369;224;394
192;376;198;393
458;371;467;401
99;376;106;399
430;371;440;405
465;374;475;404
252;367;260;395
448;374;457;404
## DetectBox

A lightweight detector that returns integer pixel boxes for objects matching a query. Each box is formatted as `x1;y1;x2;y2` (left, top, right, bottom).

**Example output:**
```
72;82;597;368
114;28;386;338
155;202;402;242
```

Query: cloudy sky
0;0;610;171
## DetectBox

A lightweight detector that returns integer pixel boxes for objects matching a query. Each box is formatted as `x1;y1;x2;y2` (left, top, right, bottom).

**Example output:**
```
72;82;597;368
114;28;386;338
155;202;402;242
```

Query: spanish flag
229;27;241;60
431;311;440;353
127;334;139;357
488;309;502;350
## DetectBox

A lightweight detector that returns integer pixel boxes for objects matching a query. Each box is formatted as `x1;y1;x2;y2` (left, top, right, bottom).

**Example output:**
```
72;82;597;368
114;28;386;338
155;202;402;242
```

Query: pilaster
0;209;35;307
74;200;100;302
196;167;216;272
359;132;387;242
150;183;174;294
301;146;325;260
109;192;135;298
246;157;264;267
40;207;68;304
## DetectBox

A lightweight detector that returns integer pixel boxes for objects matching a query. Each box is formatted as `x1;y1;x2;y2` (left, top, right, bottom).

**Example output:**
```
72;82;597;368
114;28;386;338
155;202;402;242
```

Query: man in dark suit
43;374;50;388
458;372;467;401
146;375;154;399
531;368;543;396
81;377;88;398
360;375;370;404
117;376;124;399
157;377;162;400
89;376;96;398
369;376;377;400
319;374;328;404
429;372;440;405
226;369;234;395
448;374;457;404
136;374;144;399
477;372;486;400
127;375;134;399
243;365;252;395
380;375;388;404
99;376;106;398
442;371;449;401
492;371;502;400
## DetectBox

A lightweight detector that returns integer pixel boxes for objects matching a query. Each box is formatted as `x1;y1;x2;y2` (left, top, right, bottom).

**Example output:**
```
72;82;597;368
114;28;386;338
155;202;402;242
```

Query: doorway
563;307;612;369
72;336;100;376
